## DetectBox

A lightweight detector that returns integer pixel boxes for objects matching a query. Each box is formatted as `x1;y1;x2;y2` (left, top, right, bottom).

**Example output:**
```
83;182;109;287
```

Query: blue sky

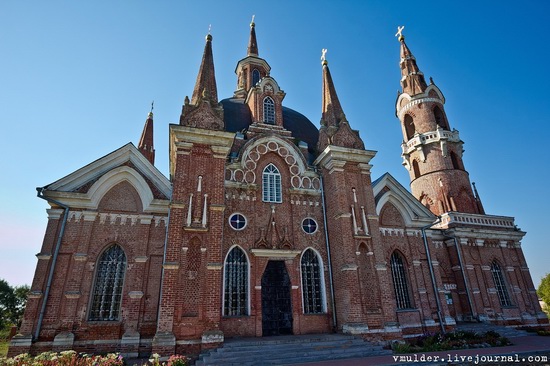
1;1;549;289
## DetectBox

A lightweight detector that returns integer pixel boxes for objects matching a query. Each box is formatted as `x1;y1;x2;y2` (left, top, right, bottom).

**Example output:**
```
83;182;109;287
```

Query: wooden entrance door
261;261;293;336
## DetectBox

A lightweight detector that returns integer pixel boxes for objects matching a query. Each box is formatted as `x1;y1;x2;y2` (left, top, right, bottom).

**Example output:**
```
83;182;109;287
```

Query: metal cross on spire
251;14;255;23
150;101;154;114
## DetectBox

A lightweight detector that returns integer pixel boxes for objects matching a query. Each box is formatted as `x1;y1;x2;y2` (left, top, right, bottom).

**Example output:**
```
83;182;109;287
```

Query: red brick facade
9;25;547;358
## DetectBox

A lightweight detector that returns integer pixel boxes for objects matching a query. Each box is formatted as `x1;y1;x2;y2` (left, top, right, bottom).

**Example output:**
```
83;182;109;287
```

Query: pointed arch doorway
261;260;293;336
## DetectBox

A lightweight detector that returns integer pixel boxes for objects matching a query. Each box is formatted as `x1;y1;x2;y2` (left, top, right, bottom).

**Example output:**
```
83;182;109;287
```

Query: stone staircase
454;321;532;338
194;333;391;366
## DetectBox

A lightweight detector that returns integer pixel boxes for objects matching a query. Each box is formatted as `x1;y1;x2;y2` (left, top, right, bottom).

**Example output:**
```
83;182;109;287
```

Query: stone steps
195;333;391;366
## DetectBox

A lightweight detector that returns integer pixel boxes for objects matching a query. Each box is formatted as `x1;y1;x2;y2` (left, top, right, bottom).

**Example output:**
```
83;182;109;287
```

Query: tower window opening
450;151;463;170
434;106;449;130
252;69;260;86
491;261;512;307
390;251;413;309
263;97;275;124
89;244;126;321
404;114;415;140
262;163;282;203
412;160;421;179
224;247;249;316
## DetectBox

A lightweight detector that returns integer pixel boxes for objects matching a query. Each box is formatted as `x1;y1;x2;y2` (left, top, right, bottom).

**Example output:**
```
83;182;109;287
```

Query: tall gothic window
390;251;413;309
301;249;324;314
89;244;126;321
224;247;248;316
263;96;275;124
262;164;282;203
491;261;512;306
252;69;260;86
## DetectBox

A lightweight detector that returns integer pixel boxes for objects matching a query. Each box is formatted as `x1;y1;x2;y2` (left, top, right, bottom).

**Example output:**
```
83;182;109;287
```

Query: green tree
538;273;550;313
0;279;29;329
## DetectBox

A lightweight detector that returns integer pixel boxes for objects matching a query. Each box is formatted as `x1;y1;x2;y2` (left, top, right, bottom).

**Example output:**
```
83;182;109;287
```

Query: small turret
138;106;155;165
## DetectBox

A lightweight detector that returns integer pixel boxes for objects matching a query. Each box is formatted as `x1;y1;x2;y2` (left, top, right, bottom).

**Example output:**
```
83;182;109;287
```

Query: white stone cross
395;25;404;38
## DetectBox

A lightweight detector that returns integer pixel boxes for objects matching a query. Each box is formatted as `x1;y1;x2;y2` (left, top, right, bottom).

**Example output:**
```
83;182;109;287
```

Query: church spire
247;15;258;56
191;30;218;105
396;26;427;96
320;49;345;129
138;104;155;165
318;50;364;152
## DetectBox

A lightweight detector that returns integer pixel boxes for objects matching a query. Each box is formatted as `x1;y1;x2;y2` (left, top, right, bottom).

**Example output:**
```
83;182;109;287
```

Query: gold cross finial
395;25;405;41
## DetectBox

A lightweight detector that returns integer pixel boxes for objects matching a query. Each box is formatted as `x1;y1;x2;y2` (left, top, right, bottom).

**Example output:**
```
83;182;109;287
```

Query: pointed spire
247;15;259;56
191;29;218;105
138;103;155;165
320;49;345;128
396;26;428;95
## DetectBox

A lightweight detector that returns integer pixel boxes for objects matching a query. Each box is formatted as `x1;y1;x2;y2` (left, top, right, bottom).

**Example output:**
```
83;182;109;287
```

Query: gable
372;173;435;227
40;143;171;213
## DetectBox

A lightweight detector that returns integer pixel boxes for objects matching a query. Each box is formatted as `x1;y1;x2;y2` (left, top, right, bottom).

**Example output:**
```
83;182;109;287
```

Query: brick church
9;22;547;357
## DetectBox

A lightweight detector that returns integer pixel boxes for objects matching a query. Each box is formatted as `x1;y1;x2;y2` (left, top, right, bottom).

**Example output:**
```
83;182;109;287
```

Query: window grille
89;244;126;321
262;164;282;203
390;251;412;309
301;249;323;314
224;247;248;316
491;261;512;306
263;97;275;124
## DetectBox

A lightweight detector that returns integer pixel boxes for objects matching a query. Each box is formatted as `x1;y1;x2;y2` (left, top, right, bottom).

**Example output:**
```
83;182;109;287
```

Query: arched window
263;97;275;124
491;261;512;306
252;69;260;86
262;164;282;203
89;244;126;321
301;249;324;314
412;159;421;179
404;115;415;140
434;106;448;130
390;251;413;309
224;247;249;316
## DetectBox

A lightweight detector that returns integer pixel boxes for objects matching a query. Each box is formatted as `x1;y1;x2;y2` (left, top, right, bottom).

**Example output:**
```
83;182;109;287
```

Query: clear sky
1;1;549;289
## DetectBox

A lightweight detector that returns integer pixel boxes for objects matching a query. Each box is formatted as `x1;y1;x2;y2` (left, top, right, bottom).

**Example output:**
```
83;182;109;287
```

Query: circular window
229;213;247;231
302;218;318;234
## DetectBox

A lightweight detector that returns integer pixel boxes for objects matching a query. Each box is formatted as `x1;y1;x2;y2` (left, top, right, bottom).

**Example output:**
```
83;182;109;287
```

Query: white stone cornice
250;249;301;259
314;145;377;171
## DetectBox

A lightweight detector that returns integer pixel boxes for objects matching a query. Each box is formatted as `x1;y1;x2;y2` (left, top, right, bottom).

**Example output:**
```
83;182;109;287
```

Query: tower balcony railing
433;212;516;230
402;129;460;155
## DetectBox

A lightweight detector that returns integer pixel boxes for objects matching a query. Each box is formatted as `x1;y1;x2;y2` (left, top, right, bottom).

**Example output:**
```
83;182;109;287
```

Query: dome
220;98;319;156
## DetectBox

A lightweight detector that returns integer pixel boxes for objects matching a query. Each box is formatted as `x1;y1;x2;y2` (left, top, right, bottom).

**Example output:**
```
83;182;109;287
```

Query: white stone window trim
301;217;318;234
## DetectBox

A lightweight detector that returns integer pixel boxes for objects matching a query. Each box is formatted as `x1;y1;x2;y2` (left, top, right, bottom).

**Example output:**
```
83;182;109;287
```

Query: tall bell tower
395;27;484;216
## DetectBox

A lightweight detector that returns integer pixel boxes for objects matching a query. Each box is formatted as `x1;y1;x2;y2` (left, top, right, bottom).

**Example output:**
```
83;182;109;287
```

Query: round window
302;218;318;234
229;213;247;231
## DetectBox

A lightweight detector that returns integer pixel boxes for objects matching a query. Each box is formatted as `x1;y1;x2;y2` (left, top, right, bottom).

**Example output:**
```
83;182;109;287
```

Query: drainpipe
35;187;70;340
445;235;476;321
319;174;337;332
420;217;446;334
